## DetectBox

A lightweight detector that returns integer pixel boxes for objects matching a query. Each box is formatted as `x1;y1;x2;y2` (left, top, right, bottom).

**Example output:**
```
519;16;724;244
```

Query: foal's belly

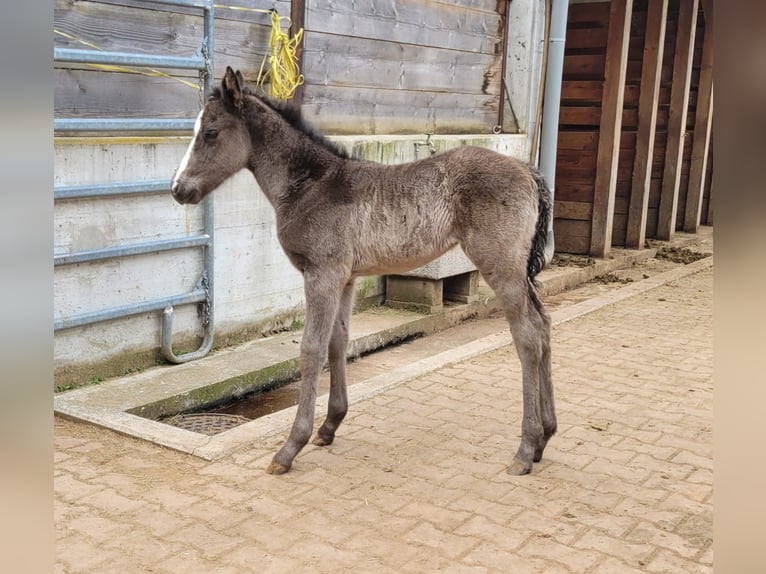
352;236;459;277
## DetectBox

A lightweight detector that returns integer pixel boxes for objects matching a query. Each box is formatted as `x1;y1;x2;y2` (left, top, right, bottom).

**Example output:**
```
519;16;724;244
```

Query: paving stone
54;259;713;572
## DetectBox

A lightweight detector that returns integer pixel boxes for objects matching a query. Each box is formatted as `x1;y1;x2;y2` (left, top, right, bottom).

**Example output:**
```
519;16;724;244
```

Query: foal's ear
221;66;245;112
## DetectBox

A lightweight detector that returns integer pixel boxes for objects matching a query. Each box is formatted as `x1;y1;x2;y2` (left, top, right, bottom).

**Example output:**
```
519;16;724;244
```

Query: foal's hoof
507;458;532;476
265;460;291;475
311;433;334;447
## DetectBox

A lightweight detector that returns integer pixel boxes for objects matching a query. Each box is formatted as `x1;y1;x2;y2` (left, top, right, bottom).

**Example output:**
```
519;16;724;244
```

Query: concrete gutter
54;228;712;460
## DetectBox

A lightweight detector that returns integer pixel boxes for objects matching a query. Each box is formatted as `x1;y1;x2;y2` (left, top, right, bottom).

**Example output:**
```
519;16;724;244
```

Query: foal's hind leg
266;269;346;475
312;280;355;447
478;270;546;475
530;286;556;462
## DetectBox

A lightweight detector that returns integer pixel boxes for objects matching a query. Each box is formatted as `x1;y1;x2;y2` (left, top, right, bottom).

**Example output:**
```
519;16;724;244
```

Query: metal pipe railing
53;235;211;267
53;48;206;70
54;180;172;201
54;289;207;332
54;0;215;365
54;118;197;133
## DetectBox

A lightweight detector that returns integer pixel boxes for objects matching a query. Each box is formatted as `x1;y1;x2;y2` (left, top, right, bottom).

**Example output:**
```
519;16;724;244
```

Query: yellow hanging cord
255;9;304;99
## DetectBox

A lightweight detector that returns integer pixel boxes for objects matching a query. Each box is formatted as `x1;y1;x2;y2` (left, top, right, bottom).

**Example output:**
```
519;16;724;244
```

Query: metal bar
54;47;205;70
203;2;215;95
162;196;214;363
539;0;569;263
142;0;212;9
53;0;216;363
54;236;211;267
55;289;206;331
54;180;170;201
160;1;215;364
54;118;195;132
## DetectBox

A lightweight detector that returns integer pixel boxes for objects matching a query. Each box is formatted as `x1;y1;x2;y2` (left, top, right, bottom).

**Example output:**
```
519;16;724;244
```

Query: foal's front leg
312;280;355;447
266;271;345;475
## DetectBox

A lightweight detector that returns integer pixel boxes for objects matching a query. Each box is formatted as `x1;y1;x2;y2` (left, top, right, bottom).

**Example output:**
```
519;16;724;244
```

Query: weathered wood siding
554;1;611;254
641;0;704;241
301;0;505;134
554;0;711;254
55;0;509;134
54;0;291;119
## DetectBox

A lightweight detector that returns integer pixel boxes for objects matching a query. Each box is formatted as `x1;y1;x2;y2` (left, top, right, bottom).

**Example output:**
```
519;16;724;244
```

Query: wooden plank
590;0;634;257
305;0;502;55
554;201;594;221
704;173;714;225
567;2;611;26
563;54;607;79
553;219;592;255
565;27;609;51
302;32;501;96
700;0;713;26
290;0;307;108
682;18;713;232
301;85;498;135
555;181;596;204
557;131;599;151
561;80;603;103
55;69;200;119
625;0;669;248
656;0;700;240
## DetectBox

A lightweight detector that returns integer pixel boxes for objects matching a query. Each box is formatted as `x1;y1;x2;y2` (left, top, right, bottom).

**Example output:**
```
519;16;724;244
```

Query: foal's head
171;67;253;205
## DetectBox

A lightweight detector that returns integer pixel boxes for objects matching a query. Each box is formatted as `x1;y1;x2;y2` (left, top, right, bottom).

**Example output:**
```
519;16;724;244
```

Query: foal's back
342;146;540;277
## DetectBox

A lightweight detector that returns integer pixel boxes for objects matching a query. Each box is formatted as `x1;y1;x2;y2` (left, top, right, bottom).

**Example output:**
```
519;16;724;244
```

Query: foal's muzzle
170;176;204;205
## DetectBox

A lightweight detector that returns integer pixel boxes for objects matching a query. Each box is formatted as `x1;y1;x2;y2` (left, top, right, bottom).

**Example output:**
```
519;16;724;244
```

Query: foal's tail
527;166;553;285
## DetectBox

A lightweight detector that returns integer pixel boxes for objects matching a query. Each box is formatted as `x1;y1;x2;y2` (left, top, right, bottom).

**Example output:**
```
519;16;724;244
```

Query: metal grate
164;413;250;435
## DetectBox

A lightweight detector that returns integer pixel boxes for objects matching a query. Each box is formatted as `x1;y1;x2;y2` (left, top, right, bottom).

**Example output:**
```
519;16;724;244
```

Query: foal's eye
204;129;218;142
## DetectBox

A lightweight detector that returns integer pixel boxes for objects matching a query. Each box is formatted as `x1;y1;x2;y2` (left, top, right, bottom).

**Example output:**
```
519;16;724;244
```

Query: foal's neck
245;105;346;208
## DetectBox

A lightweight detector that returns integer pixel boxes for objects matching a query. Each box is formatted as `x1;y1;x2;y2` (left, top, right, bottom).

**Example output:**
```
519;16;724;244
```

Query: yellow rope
255;9;304;99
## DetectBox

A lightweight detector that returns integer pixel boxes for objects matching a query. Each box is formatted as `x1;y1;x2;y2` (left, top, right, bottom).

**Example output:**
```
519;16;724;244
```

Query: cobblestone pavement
55;264;712;573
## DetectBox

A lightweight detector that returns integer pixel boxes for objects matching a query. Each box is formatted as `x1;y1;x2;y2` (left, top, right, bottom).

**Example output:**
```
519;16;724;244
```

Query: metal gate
53;0;215;364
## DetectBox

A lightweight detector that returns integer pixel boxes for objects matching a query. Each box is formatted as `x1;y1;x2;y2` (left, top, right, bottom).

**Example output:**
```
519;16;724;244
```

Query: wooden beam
700;0;713;26
656;0;700;240
683;18;713;232
625;0;669;248
290;0;306;108
590;0;633;257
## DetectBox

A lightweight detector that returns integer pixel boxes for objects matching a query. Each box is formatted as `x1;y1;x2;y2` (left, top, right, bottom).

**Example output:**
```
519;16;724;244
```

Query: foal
172;67;555;476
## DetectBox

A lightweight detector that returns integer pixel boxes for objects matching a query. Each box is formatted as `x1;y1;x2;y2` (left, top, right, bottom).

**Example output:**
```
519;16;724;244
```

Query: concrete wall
53;2;546;387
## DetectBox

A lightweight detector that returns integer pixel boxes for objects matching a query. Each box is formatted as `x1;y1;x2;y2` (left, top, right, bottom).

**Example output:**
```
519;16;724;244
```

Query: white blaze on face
171;109;204;192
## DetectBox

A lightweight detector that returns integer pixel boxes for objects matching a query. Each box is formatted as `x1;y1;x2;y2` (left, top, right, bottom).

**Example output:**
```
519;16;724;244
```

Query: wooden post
590;0;633;258
682;17;713;232
625;0;669;249
656;0;699;240
290;0;306;109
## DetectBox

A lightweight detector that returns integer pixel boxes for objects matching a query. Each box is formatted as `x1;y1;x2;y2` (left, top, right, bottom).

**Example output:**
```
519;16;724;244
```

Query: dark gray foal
171;67;555;476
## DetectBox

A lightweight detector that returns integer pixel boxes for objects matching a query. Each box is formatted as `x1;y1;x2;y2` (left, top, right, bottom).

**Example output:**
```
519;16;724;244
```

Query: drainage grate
164;413;251;435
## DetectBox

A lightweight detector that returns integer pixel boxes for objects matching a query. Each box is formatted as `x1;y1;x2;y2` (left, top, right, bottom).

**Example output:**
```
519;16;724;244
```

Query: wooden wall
554;0;712;255
54;0;291;120
54;0;509;135
554;1;611;254
301;0;505;134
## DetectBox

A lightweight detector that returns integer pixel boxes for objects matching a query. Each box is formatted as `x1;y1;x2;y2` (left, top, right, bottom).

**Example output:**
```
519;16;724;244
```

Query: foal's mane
212;86;349;160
